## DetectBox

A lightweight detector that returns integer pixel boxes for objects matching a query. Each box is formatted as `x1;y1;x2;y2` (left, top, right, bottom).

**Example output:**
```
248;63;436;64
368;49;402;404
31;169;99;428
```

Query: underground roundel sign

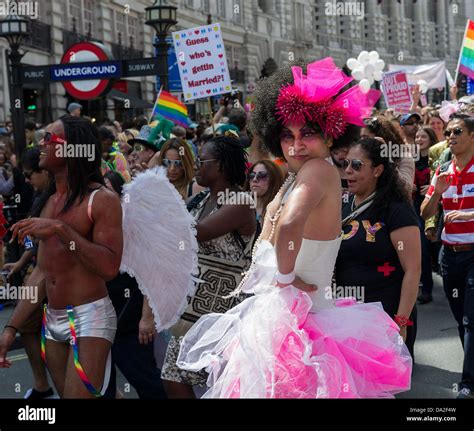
59;42;117;100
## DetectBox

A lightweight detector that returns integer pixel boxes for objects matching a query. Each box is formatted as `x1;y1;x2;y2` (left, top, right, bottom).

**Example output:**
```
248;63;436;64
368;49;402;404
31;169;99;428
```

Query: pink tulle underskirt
177;287;412;398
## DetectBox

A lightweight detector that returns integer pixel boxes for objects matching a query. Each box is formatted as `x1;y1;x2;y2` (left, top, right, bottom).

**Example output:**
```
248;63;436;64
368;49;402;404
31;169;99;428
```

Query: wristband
394;315;413;327
4;325;18;334
276;271;295;284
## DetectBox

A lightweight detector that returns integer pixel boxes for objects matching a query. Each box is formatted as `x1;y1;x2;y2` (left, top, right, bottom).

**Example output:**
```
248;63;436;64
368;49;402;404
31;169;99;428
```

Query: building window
225;45;242;69
187;0;194;7
68;0;82;31
218;0;226;18
128;16;138;47
202;0;210;12
67;0;96;35
83;0;94;35
114;10;127;42
294;2;305;30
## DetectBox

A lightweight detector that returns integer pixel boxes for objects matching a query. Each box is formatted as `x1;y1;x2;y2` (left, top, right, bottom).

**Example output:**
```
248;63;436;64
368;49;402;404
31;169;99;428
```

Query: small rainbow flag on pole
455;19;474;82
150;89;190;128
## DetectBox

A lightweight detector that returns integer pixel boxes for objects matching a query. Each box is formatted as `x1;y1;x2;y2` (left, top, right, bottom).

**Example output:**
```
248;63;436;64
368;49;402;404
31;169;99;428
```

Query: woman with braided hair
161;135;257;398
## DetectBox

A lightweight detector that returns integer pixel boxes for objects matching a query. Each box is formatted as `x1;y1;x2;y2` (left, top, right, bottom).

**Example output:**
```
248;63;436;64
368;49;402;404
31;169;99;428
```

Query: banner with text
172;23;231;101
382;71;412;110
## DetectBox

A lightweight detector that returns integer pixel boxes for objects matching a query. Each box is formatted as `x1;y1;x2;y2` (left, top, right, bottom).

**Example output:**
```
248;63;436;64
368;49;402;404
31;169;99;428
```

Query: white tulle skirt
177;286;412;398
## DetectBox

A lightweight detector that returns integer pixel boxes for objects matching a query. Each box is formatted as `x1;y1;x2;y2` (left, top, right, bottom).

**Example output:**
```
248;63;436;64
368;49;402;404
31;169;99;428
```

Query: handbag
171;192;254;337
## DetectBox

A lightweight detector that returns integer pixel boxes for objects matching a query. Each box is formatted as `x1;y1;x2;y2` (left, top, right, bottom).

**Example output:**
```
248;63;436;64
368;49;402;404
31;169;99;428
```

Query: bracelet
276;270;295;284
394;315;413;327
4;325;18;334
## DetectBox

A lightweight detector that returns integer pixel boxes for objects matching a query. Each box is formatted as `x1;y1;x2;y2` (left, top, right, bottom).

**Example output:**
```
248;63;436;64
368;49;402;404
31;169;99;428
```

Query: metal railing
24;21;51;53
62;29;102;51
110;43;143;60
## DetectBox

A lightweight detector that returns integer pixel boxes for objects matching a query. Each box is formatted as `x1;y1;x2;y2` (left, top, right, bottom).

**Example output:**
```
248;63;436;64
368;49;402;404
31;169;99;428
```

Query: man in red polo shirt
421;113;474;399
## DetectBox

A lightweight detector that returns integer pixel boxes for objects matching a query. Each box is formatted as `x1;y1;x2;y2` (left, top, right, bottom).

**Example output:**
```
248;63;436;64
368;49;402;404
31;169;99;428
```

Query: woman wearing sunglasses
161;135;257;398
154;138;200;200
335;137;421;358
245;160;284;224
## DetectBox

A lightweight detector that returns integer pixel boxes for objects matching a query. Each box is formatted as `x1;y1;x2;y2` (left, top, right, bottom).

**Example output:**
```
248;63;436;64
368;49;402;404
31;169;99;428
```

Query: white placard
172;23;232;101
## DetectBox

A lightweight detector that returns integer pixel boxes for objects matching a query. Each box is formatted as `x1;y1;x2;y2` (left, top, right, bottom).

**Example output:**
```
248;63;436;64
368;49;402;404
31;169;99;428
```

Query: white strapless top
294;235;342;311
252;234;342;312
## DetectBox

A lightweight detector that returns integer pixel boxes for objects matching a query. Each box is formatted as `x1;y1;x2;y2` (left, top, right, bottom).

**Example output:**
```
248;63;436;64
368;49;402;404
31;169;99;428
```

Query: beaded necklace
231;172;297;295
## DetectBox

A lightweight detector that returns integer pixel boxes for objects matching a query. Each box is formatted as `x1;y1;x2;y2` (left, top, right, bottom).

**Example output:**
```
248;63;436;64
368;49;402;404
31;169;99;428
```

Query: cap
400;112;421;126
67;102;83;113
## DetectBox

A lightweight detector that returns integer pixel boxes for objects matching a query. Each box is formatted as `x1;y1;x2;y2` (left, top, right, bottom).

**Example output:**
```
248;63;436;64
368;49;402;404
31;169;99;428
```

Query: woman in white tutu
177;58;417;398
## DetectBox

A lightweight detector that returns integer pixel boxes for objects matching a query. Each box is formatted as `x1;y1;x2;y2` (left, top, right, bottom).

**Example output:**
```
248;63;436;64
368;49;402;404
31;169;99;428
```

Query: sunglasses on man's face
162;158;183;168
343;159;365;171
44;131;66;146
444;127;464;138
403;121;419;126
248;171;269;182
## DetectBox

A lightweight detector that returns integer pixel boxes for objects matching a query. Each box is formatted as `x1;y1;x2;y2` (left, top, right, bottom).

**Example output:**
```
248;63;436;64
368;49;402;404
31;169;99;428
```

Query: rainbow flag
457;19;474;80
150;90;190;128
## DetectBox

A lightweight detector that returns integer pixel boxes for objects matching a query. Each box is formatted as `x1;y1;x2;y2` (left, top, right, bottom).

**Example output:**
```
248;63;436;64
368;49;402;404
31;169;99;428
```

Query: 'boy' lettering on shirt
343;220;385;242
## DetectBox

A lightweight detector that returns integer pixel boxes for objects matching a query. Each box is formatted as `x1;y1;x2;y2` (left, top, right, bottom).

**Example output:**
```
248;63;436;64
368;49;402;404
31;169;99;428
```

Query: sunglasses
44;131;66;146
403;121;419;126
195;156;218;169
23;169;41;180
343;159;366;171
133;143;145;152
248;171;269;182
162;158;183;168
444;127;464;138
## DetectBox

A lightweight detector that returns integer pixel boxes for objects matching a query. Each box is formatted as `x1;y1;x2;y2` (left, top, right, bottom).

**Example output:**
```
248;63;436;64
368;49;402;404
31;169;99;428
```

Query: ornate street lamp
0;12;30;159
145;0;177;91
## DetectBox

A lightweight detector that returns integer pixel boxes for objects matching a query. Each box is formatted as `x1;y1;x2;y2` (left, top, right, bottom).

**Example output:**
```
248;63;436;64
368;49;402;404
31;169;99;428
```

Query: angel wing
120;167;198;332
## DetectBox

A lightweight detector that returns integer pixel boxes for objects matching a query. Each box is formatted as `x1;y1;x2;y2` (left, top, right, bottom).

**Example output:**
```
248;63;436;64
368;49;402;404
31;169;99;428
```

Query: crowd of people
0;58;473;399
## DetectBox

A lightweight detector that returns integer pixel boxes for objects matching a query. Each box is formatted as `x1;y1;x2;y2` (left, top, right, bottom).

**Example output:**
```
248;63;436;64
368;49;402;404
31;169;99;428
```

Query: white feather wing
120;167;198;332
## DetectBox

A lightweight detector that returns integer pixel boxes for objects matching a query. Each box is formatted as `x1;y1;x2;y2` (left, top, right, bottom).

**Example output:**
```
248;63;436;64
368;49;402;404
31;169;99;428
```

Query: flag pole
208;97;215;137
454;19;470;84
149;85;163;124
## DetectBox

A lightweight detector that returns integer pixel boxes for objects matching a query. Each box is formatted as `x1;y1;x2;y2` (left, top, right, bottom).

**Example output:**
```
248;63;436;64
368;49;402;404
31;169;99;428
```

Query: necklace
231;172;297;296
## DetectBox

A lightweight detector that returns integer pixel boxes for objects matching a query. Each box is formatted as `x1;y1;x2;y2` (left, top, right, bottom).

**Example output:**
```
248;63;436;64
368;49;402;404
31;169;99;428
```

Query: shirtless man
0;115;123;398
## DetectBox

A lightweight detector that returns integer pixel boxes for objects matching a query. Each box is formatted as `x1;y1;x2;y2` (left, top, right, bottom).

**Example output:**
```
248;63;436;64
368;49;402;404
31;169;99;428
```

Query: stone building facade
0;0;472;123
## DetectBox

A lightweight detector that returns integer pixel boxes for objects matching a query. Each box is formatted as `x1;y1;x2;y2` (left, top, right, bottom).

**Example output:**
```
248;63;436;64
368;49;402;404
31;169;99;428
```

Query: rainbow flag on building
456;19;474;80
150;89;190;128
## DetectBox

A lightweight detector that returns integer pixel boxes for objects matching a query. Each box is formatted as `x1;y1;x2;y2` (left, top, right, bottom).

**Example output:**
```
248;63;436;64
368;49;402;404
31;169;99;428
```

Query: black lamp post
0;12;30;160
145;0;177;92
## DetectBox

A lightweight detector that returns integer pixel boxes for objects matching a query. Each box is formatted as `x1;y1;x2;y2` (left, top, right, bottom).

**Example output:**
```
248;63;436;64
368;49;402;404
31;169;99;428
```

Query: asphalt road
0;272;464;399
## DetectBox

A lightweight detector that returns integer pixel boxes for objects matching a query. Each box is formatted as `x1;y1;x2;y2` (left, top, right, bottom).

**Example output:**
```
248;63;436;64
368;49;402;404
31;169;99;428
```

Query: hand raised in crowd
433;172;452;195
411;84;422;103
